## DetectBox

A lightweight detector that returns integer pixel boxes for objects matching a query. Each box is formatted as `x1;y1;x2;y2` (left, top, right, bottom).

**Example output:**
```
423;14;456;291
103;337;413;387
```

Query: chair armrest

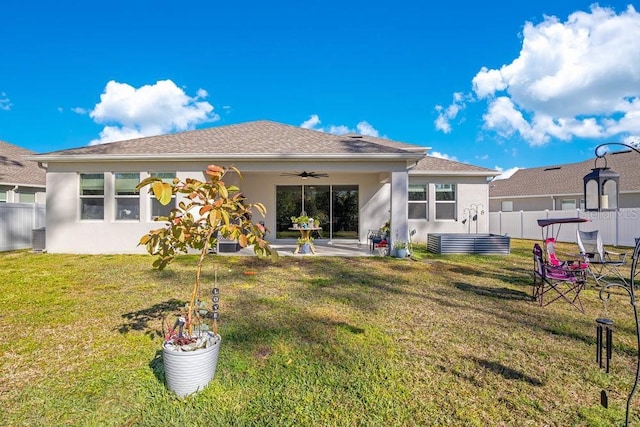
605;250;627;263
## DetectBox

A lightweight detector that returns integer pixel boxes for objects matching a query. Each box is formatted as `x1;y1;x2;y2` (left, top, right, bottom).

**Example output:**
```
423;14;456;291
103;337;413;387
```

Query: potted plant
136;164;277;397
296;215;310;228
297;236;314;254
290;216;300;229
393;240;408;258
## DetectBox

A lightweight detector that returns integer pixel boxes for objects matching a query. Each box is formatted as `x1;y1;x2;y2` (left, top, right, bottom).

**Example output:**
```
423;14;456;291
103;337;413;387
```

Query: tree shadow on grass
470;356;544;386
454;282;533;301
118;298;185;337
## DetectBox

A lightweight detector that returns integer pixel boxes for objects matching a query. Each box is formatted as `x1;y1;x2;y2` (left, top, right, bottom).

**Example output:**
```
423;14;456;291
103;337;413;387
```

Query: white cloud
328;125;350;135
300;114;383;137
429;151;458;162
438;5;640;145
88;80;219;145
434;92;468;133
492;166;520;180
0;92;11;111
356;121;379;137
72;107;88;115
300;114;321;129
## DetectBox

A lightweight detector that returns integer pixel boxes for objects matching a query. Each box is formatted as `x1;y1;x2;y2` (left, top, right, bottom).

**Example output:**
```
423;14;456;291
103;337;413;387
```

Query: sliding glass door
276;185;358;240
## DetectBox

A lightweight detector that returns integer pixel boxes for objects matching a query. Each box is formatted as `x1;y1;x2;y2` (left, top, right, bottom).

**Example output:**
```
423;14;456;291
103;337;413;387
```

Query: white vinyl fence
0;203;46;252
490;208;640;248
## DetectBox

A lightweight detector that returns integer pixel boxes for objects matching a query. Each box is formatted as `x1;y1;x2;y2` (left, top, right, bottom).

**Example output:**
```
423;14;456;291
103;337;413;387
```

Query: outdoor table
289;227;322;254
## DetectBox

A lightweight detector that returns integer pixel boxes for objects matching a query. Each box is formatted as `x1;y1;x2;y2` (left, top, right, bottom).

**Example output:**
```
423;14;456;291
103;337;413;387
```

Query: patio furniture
533;243;587;312
577;229;628;286
367;230;387;254
289;227;322;254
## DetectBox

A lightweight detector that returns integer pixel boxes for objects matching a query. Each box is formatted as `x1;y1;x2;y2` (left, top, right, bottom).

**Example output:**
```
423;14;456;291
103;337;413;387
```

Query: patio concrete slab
220;241;377;257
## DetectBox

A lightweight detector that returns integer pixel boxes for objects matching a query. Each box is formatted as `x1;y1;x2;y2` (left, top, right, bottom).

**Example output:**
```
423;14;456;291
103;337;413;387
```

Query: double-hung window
408;184;427;219
435;183;456;220
149;172;176;219
115;173;140;220
80;173;105;220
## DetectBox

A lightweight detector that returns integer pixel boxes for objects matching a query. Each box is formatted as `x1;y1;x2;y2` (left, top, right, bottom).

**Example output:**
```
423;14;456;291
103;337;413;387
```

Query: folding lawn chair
533;243;587;313
367;230;388;255
576;230;627;286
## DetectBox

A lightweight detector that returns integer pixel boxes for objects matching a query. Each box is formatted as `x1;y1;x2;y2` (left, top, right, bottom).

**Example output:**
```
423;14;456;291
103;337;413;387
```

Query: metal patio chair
576;229;628;286
533;243;587;312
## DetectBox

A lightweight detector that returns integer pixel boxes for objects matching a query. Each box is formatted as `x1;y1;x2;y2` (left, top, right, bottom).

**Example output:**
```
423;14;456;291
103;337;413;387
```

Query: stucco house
489;150;640;213
29;120;497;254
0;139;46;204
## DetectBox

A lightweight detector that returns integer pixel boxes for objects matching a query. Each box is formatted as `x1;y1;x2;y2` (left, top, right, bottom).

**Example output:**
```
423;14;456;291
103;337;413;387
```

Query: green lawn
1;239;637;426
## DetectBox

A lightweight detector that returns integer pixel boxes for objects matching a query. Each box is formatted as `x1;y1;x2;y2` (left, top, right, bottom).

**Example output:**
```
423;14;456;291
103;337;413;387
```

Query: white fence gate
0;203;46;252
489;208;640;247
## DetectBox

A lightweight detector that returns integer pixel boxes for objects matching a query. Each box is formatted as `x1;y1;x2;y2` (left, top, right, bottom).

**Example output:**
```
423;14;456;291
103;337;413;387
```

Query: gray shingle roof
0;140;46;187
411;155;498;175
489;150;640;198
36;120;427;159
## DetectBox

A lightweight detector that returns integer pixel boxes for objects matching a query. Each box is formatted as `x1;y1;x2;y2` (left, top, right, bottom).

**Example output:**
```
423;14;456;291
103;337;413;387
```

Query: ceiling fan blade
280;171;329;178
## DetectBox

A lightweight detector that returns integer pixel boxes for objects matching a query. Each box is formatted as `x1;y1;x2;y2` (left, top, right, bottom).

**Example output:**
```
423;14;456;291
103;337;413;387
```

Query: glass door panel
332;185;358;239
303;185;330;240
275;184;359;240
276;186;302;239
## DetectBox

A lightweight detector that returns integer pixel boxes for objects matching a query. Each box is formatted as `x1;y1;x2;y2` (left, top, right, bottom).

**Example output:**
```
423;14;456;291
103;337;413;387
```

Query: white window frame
435;183;456;220
114;172;140;221
79;173;105;220
408;184;428;220
561;199;576;210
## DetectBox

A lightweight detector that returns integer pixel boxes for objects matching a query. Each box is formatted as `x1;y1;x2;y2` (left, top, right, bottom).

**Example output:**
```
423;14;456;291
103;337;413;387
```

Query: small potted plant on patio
297;236;314;254
290;216;300;229
393;240;408;258
136;164;276;397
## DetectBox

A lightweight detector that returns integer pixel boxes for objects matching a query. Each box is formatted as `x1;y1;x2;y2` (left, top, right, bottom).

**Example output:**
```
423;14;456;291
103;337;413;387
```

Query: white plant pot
162;332;221;397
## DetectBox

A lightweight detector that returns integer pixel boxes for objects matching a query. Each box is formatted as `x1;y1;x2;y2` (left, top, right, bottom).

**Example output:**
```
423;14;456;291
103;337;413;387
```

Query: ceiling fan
280;171;329;179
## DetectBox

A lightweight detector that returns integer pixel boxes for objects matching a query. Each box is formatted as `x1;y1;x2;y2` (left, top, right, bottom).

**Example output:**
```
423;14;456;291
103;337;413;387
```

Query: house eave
27;152;426;163
0;182;46;189
410;170;499;177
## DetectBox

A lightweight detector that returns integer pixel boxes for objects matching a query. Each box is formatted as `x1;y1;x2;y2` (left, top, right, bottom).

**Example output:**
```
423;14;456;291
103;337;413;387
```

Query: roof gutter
26;152;426;162
411;170;499;177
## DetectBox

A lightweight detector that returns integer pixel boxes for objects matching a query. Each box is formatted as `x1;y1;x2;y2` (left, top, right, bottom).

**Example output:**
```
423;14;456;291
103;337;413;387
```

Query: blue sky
1;1;639;178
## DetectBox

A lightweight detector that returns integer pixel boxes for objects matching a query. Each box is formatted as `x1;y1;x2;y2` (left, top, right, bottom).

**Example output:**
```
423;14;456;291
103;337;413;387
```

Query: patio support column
390;171;409;247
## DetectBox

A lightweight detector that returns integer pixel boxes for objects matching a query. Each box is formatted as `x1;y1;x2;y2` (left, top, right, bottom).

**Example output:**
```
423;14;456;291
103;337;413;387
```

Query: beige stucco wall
44;160;408;254
408;175;491;243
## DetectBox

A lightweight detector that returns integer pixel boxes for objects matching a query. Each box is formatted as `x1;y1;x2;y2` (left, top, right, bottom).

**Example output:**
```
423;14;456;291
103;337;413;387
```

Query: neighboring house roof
31;120;428;162
411;155;499;177
0;140;46;187
489;150;640;198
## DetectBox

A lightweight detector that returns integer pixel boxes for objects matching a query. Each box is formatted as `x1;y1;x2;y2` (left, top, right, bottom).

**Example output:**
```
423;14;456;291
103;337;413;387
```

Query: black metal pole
597;323;602;366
